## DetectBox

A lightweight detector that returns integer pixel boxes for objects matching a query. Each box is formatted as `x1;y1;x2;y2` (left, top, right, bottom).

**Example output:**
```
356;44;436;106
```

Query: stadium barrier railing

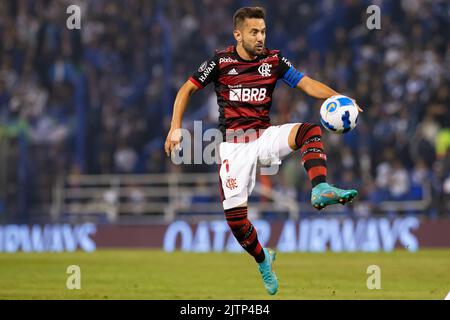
50;173;432;223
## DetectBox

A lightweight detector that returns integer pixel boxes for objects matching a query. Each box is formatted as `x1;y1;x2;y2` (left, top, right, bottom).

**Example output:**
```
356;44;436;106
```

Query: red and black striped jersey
189;45;302;140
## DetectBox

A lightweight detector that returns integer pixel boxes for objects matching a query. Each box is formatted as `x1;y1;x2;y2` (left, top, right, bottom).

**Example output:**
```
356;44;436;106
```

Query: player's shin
224;206;265;263
295;123;327;187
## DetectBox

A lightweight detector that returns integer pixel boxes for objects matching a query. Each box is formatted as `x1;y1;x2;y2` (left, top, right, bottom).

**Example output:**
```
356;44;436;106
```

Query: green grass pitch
0;249;449;299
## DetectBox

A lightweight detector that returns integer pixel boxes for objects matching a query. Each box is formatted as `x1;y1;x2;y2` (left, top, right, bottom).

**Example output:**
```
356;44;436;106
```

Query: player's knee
222;197;248;211
312;123;322;134
299;122;321;134
309;124;323;139
295;122;323;148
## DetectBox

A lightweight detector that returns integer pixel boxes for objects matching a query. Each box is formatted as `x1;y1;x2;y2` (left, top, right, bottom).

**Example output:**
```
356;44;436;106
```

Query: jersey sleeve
277;52;305;88
188;54;219;89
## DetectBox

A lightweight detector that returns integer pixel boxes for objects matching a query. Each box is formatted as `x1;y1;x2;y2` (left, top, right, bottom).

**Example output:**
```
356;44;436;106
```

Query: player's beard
242;39;264;57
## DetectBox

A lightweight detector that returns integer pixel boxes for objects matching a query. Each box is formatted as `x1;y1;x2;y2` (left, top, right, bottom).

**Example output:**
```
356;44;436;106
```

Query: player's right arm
165;80;199;157
165;54;219;157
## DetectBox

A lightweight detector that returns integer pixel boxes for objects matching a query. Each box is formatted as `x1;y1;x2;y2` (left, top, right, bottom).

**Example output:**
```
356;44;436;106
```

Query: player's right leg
285;123;358;210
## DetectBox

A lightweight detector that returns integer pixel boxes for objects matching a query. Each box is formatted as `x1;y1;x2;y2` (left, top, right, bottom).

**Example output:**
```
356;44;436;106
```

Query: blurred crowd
0;0;449;219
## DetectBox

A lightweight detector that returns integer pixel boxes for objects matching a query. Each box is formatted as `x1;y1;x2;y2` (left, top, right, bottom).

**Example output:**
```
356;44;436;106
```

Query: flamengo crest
258;63;271;77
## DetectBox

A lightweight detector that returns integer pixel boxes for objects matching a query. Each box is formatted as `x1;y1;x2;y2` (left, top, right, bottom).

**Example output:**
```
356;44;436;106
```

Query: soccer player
165;7;361;295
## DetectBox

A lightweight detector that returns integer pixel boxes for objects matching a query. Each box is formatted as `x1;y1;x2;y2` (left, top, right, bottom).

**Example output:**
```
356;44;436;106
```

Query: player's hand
351;98;363;112
164;127;183;157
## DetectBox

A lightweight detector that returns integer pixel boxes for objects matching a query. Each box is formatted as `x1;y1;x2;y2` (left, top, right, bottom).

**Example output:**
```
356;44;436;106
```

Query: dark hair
233;7;266;29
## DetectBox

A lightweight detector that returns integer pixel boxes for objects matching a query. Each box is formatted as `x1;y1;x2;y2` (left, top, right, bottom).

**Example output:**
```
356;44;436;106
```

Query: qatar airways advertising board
1;217;449;253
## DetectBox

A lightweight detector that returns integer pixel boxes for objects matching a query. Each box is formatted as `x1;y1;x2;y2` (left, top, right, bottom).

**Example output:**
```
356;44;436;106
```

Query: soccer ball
319;95;359;134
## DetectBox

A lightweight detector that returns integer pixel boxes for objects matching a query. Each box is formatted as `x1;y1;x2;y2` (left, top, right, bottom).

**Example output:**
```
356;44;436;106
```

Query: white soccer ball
319;95;359;134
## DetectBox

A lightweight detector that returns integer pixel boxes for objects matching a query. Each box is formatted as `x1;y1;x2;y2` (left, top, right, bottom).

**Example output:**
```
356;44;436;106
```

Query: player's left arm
296;76;337;99
278;53;363;112
296;76;363;112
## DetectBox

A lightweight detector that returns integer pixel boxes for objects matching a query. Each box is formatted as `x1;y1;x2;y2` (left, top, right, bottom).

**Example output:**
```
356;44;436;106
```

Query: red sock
295;123;327;187
225;206;265;263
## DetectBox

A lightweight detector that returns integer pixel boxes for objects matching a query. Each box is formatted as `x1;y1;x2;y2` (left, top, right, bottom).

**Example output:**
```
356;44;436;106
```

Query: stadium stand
0;0;448;222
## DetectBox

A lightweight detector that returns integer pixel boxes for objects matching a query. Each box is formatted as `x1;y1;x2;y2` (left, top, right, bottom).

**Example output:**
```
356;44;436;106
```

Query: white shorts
218;123;299;210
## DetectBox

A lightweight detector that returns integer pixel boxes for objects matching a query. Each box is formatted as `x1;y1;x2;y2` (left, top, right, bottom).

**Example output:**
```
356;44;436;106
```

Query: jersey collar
233;45;262;63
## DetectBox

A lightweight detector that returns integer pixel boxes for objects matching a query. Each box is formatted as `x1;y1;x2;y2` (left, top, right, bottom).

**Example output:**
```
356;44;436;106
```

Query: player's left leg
286;123;358;210
219;141;278;295
224;205;278;295
224;206;265;263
